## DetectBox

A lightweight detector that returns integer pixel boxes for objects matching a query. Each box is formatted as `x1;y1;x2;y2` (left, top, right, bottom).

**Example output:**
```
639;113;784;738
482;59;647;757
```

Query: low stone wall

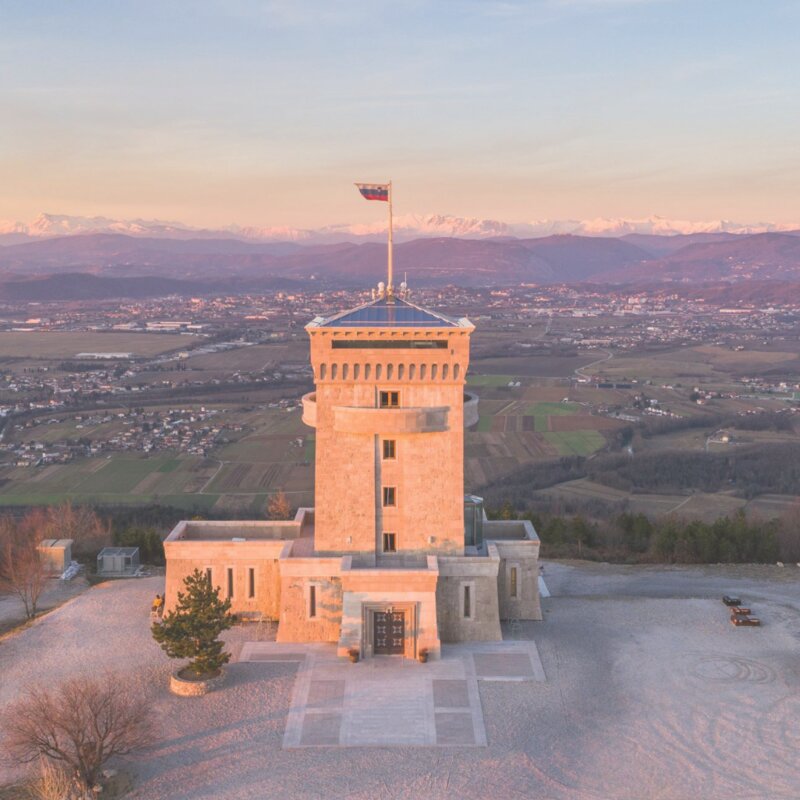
169;669;224;697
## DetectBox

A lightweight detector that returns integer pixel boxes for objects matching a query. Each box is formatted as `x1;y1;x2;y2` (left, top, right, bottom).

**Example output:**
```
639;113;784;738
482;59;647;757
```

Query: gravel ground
1;565;799;799
0;575;89;631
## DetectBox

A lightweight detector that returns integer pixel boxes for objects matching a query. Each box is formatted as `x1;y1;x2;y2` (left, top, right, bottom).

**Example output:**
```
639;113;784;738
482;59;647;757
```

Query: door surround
361;601;418;659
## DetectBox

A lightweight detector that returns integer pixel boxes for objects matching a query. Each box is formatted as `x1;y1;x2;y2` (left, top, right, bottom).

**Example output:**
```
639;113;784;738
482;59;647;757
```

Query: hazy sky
1;0;799;228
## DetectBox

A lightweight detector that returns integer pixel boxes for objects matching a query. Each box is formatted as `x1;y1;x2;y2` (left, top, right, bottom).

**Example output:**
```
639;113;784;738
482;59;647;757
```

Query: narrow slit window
463;585;471;619
226;567;234;599
319;363;326;380
331;363;338;380
420;364;427;380
309;585;317;619
431;364;438;379
248;567;256;599
375;364;382;379
387;363;394;379
342;363;349;380
382;532;397;553
365;363;371;380
409;364;416;380
398;364;405;380
382;486;396;507
510;567;518;598
382;439;396;460
353;363;360;380
205;567;212;587
442;364;449;380
453;364;460;380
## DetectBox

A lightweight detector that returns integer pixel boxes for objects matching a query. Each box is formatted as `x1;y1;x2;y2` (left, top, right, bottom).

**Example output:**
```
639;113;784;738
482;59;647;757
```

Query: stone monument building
163;287;541;659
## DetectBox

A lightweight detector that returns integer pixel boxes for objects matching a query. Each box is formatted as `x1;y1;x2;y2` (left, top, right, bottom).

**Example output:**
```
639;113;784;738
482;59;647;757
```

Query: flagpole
387;180;393;299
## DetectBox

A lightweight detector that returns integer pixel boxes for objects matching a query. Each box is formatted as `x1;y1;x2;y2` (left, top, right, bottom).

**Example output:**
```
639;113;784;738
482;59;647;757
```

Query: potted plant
348;648;359;663
418;648;429;664
152;569;236;696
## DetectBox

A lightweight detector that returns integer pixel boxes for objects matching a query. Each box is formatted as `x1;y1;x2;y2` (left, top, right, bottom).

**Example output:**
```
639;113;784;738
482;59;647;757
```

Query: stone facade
163;295;542;659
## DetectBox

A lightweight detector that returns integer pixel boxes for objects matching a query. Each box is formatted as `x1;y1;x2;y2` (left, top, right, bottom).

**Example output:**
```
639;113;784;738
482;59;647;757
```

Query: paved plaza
2;566;800;799
239;640;545;748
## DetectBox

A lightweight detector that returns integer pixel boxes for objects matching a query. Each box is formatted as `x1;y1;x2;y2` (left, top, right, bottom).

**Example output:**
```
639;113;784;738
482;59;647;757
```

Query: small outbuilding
37;538;73;574
96;546;140;576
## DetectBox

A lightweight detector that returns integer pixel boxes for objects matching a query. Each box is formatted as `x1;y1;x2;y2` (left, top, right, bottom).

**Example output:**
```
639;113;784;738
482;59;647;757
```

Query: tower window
382;532;397;553
248;567;256;599
379;391;399;408
309;584;317;619
510;566;518;598
463;584;473;619
382;439;396;460
382;486;396;507
226;567;234;599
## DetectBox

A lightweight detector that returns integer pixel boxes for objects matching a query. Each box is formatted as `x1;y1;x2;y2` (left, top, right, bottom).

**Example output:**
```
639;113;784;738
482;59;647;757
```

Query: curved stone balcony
302;392;318;427
463;391;479;427
333;405;449;434
303;391;479;431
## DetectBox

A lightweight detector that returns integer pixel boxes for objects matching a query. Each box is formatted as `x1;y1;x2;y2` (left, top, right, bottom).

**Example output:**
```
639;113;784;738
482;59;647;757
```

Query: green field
467;374;516;387
0;331;192;359
541;430;606;456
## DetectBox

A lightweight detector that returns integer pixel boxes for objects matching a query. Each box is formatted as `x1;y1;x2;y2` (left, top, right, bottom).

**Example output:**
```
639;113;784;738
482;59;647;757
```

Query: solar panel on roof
322;298;457;328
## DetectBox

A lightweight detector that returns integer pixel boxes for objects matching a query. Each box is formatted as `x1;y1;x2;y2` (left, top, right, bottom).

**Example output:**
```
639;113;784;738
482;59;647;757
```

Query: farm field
595;344;800;385
0;405;316;512
0;331;192;359
463;383;621;489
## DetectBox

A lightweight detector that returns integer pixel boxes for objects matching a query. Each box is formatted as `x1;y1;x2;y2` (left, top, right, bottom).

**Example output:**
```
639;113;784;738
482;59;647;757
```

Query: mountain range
1;212;797;245
1;214;800;301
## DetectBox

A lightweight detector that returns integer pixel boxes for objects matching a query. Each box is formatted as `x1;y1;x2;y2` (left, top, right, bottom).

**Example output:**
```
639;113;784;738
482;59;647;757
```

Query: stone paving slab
240;640;544;749
435;711;476;745
433;679;470;708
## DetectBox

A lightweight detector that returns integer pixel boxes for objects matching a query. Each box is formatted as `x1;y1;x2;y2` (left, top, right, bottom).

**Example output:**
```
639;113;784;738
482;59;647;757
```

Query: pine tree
152;569;235;678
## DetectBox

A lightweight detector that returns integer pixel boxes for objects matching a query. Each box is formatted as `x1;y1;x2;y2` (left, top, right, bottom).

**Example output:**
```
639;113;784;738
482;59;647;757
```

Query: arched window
408;364;415;380
375;364;382;380
353;364;360;380
342;363;349;380
365;364;371;380
453;363;460;380
387;363;394;380
442;364;449;380
431;364;438;380
319;363;327;380
331;363;338;380
420;364;427;380
398;364;405;380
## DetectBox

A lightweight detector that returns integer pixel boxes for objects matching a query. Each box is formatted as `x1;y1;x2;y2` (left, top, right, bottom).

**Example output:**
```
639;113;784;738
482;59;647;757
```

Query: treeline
487;507;797;564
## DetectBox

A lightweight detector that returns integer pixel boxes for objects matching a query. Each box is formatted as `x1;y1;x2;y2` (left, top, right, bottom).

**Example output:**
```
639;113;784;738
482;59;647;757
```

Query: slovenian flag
355;183;389;202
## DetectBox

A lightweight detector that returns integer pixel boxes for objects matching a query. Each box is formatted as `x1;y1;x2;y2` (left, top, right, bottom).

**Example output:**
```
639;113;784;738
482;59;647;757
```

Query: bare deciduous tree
266;489;292;520
46;502;111;559
0;516;47;619
3;673;153;792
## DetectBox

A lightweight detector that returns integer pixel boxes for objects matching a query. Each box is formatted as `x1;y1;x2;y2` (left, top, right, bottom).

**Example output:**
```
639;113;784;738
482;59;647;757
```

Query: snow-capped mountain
0;211;796;245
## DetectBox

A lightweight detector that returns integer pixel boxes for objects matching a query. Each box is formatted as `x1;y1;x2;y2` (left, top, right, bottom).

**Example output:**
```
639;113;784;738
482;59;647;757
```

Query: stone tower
303;296;477;565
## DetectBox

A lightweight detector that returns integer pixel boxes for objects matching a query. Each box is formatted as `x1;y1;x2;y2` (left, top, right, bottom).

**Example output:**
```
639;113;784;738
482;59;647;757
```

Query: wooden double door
373;609;405;655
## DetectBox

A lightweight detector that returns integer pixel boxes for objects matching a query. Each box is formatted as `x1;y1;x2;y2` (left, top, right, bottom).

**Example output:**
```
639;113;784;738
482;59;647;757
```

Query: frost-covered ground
1;564;799;799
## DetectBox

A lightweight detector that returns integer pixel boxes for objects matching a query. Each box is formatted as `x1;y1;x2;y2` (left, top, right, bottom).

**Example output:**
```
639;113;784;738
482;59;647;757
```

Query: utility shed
96;546;140;576
37;539;73;574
